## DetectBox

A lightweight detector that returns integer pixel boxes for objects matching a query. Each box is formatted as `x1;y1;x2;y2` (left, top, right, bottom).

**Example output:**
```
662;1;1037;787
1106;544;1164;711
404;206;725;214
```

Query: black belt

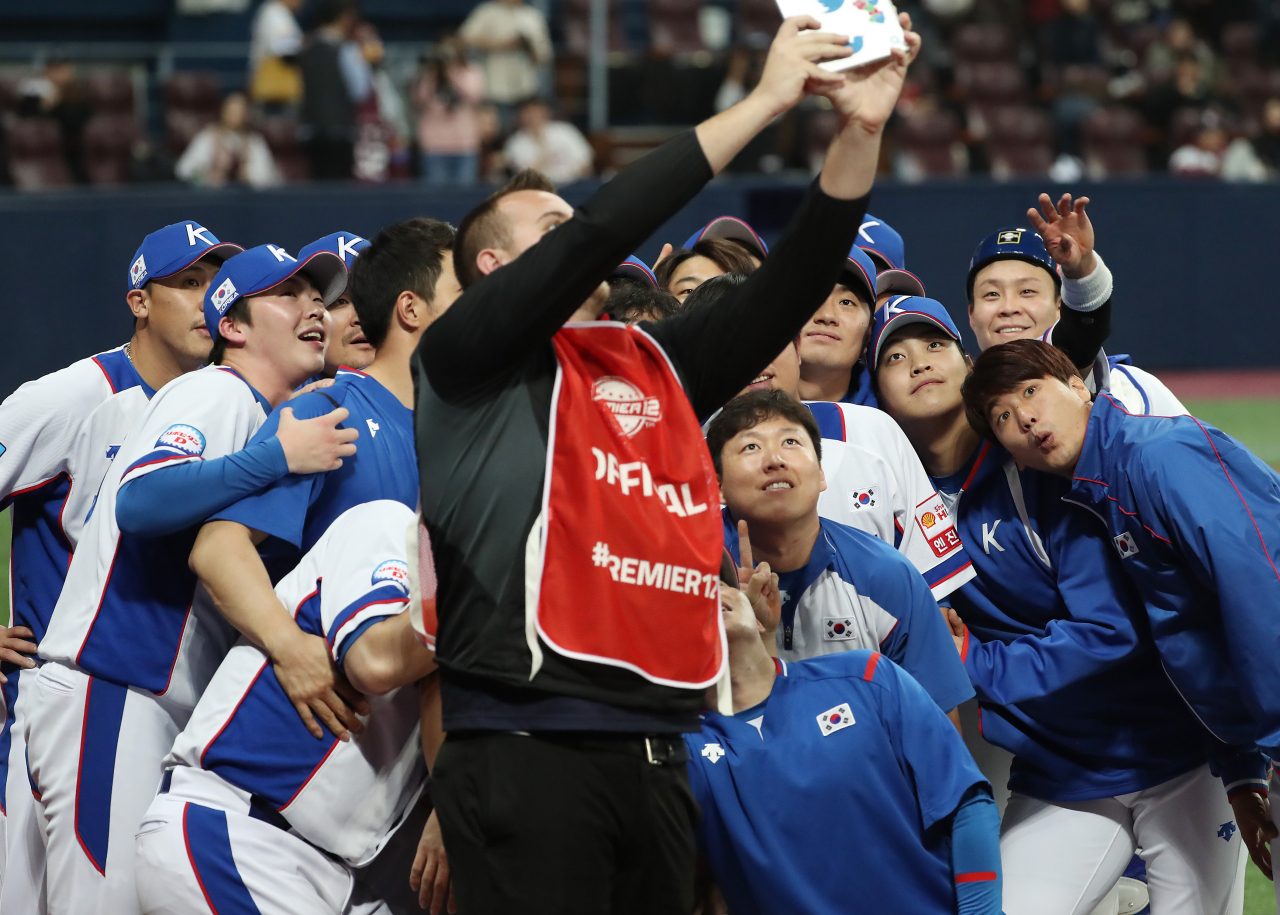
158;769;291;831
495;731;691;766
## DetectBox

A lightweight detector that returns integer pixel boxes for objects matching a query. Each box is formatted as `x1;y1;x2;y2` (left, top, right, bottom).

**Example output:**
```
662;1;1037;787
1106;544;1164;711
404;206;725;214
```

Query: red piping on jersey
4;472;75;551
199;658;272;769
278;737;342;813
73;679;107;876
293;584;320;621
336;367;369;377
878;619;899;647
930;560;973;589
956;872;997;884
1073;476;1108;487
91;356;119;394
862;652;881;681
183;804;220;913
960;442;992;493
76;541;123;666
837;406;846;442
960;624;970;663
1191;415;1280;584
122;451;201;481
329;596;410;652
773;657;783;675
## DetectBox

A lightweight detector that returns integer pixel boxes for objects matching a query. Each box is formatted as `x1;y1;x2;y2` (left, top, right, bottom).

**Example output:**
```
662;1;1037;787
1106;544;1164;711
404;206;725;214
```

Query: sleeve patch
156;424;206;457
915;494;962;559
371;559;410;595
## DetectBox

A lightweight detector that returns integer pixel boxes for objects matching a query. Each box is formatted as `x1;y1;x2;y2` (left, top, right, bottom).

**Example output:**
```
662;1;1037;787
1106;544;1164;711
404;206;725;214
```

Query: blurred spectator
297;0;361;180
1250;98;1280;172
349;21;412;181
414;36;485;186
175;92;282;188
458;0;553;131
1041;0;1105;158
1169;108;1228;177
502;98;593;183
1144;53;1218;134
1145;18;1217;84
1040;0;1102;66
248;0;304;107
476;103;507;181
17;60;93;183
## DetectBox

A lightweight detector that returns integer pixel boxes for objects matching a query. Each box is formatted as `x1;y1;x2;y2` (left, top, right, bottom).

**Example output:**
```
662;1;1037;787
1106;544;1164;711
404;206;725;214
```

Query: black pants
430;732;699;915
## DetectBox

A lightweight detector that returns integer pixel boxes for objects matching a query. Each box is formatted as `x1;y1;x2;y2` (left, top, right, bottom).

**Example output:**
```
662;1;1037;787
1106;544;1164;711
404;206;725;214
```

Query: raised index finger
737;520;754;572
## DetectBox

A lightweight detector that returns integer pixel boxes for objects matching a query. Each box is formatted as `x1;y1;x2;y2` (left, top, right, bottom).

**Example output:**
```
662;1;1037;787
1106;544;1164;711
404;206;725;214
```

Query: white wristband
1061;251;1112;313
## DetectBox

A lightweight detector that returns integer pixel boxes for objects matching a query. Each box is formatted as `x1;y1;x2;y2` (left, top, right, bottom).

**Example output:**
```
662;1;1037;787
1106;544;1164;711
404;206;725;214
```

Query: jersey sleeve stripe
325;590;408;654
862;652;881;681
120;450;202;483
955;871;997;884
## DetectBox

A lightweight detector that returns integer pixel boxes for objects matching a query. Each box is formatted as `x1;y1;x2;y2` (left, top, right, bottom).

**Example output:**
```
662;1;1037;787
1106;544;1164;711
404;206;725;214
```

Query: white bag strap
1003;459;1052;569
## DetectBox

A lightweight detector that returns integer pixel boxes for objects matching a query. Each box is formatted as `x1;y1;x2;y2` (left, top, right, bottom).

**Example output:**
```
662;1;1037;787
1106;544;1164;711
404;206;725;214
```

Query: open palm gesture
1028;192;1096;279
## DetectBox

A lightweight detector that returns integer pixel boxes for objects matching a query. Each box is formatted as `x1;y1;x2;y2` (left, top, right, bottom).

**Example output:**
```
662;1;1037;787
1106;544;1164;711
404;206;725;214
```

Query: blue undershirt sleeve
950;785;1003;915
116;437;290;537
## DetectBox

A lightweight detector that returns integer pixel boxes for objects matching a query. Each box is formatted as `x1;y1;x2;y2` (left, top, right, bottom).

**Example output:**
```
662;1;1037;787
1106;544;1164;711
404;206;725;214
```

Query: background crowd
2;0;1280;188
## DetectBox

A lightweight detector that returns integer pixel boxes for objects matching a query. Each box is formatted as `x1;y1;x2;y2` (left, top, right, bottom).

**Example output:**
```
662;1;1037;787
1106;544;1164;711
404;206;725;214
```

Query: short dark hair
605;284;680;323
654;239;760;292
705;389;822;476
314;0;357;27
455;169;557;289
681;271;749;314
209;298;252;365
962;338;1082;440
348;218;456;349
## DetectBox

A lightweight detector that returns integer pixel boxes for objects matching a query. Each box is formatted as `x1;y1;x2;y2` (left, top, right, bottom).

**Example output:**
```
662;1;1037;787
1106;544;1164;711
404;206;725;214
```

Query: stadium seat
85;71;135;117
1081;106;1147;177
951;24;1015;63
164;71;222;118
5;116;72;190
82;114;139;185
956;61;1026;104
257;118;308;183
1222;22;1258;72
166;108;216;156
984;106;1053;179
562;0;629;56
736;0;783;49
648;0;704;56
0;76;23;113
892;108;967;179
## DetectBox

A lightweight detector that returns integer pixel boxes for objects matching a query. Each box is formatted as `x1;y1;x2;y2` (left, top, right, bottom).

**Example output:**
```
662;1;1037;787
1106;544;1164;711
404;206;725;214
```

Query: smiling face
135;257;222;367
969;260;1061;352
875;324;968;425
739;341;801;398
718;416;826;529
222;274;328;386
798;283;873;380
987;375;1093;475
323;294;374;374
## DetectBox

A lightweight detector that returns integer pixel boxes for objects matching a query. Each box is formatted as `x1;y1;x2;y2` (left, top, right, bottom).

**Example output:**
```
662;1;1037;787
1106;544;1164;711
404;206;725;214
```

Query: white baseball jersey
1087;353;1187;418
40;365;268;714
805;401;976;599
0;346;152;914
169;500;425;867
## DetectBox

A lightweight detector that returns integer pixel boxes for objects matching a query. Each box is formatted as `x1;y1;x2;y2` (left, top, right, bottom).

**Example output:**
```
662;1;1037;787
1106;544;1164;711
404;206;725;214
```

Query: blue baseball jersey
725;513;974;713
212;368;418;571
939;441;1207;802
1065;393;1280;766
685;651;988;915
838;360;878;408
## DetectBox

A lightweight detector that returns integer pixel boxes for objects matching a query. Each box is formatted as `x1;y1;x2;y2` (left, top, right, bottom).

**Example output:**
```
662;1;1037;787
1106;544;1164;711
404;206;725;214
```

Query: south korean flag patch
130;254;147;288
1113;531;1139;559
210;277;238;315
817;704;855;736
824;618;857;641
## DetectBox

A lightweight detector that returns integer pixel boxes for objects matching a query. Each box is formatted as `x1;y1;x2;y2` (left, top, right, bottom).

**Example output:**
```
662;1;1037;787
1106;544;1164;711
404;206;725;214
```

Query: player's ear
1068;374;1091;403
475;248;506;277
397;290;425;330
126;287;149;322
817;464;827;494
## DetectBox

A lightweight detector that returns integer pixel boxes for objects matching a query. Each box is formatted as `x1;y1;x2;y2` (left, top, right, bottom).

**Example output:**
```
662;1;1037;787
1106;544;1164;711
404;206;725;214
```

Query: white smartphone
774;0;907;72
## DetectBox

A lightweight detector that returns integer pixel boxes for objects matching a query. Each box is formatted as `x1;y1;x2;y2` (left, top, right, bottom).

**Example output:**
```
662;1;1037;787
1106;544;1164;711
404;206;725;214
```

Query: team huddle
2;12;1280;915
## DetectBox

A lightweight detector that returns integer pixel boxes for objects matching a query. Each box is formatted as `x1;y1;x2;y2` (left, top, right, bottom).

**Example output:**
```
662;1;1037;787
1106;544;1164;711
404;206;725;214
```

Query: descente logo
372;559;410;594
591;376;661;437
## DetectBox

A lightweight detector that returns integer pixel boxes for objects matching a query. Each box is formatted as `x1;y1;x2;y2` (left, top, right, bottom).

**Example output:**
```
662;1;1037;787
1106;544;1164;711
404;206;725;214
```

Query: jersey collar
214;365;274;413
776;522;840;652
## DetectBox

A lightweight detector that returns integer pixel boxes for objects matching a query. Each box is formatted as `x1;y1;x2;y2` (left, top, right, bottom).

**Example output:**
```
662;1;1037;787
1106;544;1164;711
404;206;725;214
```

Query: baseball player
965;338;1280;904
0;220;240;912
28;242;353;915
687;274;975;600
705;389;974;725
133;499;435;915
189;219;457;741
796;244;880;406
854;212;904;272
314;231;376;378
872;303;1245;915
653;216;765;300
968;193;1181;415
685;584;1002;915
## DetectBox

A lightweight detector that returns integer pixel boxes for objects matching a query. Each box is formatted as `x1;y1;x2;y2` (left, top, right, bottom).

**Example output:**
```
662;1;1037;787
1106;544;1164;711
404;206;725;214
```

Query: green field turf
0;399;1276;909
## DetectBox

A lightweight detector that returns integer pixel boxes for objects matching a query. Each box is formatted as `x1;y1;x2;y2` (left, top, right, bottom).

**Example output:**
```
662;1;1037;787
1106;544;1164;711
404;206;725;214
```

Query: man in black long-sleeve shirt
415;16;921;914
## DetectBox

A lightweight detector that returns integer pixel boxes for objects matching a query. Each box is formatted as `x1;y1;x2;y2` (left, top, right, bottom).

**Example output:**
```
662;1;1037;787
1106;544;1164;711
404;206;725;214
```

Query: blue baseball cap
299;231;369;273
838;244;878;306
869;295;963;369
875;266;926;299
203;243;347;343
856;214;905;271
682;216;768;259
966;227;1061;302
127;221;242;292
610;255;657;288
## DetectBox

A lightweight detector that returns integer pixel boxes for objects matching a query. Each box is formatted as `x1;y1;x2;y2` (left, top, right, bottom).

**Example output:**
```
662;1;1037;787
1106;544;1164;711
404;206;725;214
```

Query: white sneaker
1116;876;1150;915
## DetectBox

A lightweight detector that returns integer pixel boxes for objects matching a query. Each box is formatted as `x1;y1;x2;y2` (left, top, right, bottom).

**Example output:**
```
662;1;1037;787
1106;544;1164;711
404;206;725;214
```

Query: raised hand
816;12;921;135
1027;192;1097;279
737;520;782;635
751;17;851;119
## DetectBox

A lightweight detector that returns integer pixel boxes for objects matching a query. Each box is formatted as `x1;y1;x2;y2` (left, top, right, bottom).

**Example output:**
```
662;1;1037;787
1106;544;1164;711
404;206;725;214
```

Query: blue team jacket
1064;394;1280;781
944;442;1208;802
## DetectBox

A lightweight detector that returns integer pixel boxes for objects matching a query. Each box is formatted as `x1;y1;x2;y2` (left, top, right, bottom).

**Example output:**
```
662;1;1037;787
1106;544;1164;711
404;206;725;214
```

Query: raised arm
1029;193;1113;370
419;18;853;400
651;15;922;419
